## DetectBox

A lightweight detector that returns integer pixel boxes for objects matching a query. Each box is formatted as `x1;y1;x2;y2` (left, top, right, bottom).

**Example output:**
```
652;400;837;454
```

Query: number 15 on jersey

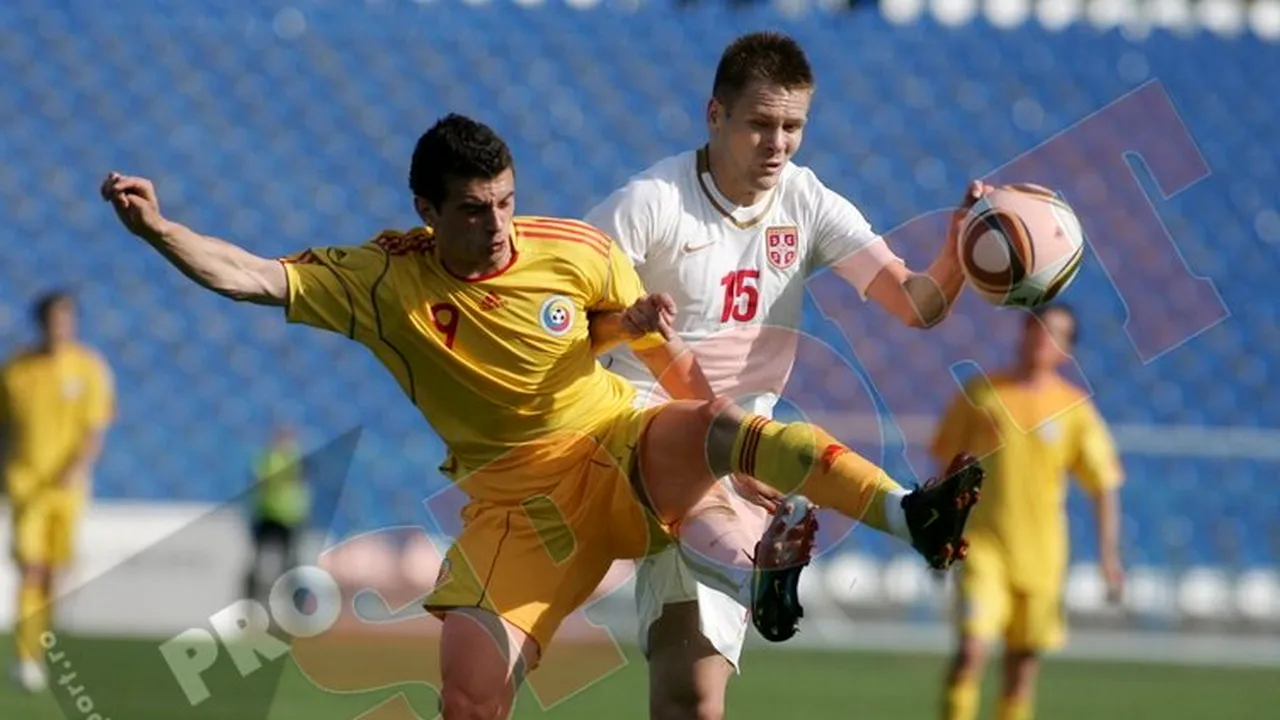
720;269;759;323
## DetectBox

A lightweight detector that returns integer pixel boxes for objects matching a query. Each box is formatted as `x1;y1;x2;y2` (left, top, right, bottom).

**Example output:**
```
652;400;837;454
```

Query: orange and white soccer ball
957;183;1086;308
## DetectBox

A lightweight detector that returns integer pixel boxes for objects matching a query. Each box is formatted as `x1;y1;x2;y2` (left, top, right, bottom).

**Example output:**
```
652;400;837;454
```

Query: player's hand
622;293;677;340
1101;552;1125;605
100;172;169;242
729;473;783;513
945;180;996;251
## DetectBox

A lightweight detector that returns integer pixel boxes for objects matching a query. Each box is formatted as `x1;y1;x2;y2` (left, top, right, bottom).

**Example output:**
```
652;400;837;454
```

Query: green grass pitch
0;633;1271;719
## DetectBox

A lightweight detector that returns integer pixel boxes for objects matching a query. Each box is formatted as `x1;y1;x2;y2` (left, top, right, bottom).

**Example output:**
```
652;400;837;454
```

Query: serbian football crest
765;226;799;269
539;294;575;337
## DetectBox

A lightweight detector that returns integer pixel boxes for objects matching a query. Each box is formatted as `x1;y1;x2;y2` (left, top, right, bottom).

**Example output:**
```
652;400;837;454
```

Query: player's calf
705;408;983;574
750;496;819;643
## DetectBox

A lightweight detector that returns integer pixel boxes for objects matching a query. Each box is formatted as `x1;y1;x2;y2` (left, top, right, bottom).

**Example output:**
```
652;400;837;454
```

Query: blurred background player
243;424;309;605
0;291;114;692
587;31;989;719
932;303;1125;720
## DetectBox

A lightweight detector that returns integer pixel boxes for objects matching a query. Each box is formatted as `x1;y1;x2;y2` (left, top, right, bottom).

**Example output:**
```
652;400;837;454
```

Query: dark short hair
32;289;74;329
1028;302;1079;346
408;114;513;207
712;32;815;107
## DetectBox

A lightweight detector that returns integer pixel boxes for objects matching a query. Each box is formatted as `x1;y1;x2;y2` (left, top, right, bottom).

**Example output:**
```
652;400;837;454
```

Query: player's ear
707;97;722;130
413;195;439;225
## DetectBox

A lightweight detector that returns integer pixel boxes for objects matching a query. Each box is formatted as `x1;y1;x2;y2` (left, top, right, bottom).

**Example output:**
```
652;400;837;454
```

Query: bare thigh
647;601;733;720
638;399;748;525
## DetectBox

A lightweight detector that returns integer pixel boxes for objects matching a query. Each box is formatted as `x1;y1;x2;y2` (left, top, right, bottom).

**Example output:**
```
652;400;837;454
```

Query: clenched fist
100;172;169;242
622;293;677;341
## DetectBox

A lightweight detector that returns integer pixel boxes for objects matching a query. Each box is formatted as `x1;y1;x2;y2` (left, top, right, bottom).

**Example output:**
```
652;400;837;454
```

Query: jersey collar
695;146;778;230
432;224;520;283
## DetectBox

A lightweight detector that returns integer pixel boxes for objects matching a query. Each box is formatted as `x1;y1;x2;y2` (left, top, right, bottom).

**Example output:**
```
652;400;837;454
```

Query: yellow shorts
11;488;84;568
424;406;668;656
955;541;1065;652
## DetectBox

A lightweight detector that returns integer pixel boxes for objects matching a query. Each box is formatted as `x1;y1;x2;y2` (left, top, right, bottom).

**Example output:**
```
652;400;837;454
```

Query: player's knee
694;697;726;720
20;564;50;587
951;638;989;680
659;697;722;720
1002;649;1039;696
698;397;737;434
440;679;512;720
700;398;749;473
696;396;737;421
439;609;530;719
440;688;504;720
652;680;723;720
687;482;735;518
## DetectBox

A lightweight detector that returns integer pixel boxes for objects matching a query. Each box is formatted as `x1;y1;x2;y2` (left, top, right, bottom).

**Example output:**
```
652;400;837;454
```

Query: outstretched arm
859;260;962;330
860;181;992;329
100;172;287;305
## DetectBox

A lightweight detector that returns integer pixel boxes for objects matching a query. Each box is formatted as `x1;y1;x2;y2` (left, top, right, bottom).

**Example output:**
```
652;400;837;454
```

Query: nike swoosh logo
683;240;714;253
922;509;940;529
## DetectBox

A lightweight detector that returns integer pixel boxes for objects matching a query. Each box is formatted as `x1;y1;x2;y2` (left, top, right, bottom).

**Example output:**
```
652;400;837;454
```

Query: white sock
884;488;912;542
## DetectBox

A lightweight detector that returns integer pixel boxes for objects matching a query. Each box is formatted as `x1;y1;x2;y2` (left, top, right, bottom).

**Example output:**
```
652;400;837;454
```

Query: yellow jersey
280;216;664;503
931;372;1123;591
1;344;115;504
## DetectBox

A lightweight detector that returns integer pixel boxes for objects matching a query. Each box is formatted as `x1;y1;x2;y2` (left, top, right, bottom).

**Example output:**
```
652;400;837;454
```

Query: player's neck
1011;362;1057;386
439;243;514;281
705;146;769;208
36;338;72;355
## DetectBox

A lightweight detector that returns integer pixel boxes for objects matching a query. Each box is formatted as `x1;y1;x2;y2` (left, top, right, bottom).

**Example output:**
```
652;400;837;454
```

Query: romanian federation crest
539;295;575;337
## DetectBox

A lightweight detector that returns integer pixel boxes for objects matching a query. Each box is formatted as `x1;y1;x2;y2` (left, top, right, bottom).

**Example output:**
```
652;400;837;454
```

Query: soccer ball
956;183;1086;308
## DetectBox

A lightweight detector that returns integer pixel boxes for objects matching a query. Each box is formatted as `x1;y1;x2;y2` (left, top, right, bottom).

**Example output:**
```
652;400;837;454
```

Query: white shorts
634;478;770;671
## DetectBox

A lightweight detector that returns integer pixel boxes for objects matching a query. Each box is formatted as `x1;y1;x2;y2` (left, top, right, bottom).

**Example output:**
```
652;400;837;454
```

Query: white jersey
586;147;902;416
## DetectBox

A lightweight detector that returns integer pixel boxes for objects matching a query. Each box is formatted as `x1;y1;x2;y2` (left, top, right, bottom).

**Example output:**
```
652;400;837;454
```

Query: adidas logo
479;291;504;311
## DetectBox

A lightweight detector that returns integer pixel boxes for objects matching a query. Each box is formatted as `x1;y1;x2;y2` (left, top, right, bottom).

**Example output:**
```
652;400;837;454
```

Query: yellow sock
16;583;49;663
997;695;1031;720
731;416;904;533
944;678;980;720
